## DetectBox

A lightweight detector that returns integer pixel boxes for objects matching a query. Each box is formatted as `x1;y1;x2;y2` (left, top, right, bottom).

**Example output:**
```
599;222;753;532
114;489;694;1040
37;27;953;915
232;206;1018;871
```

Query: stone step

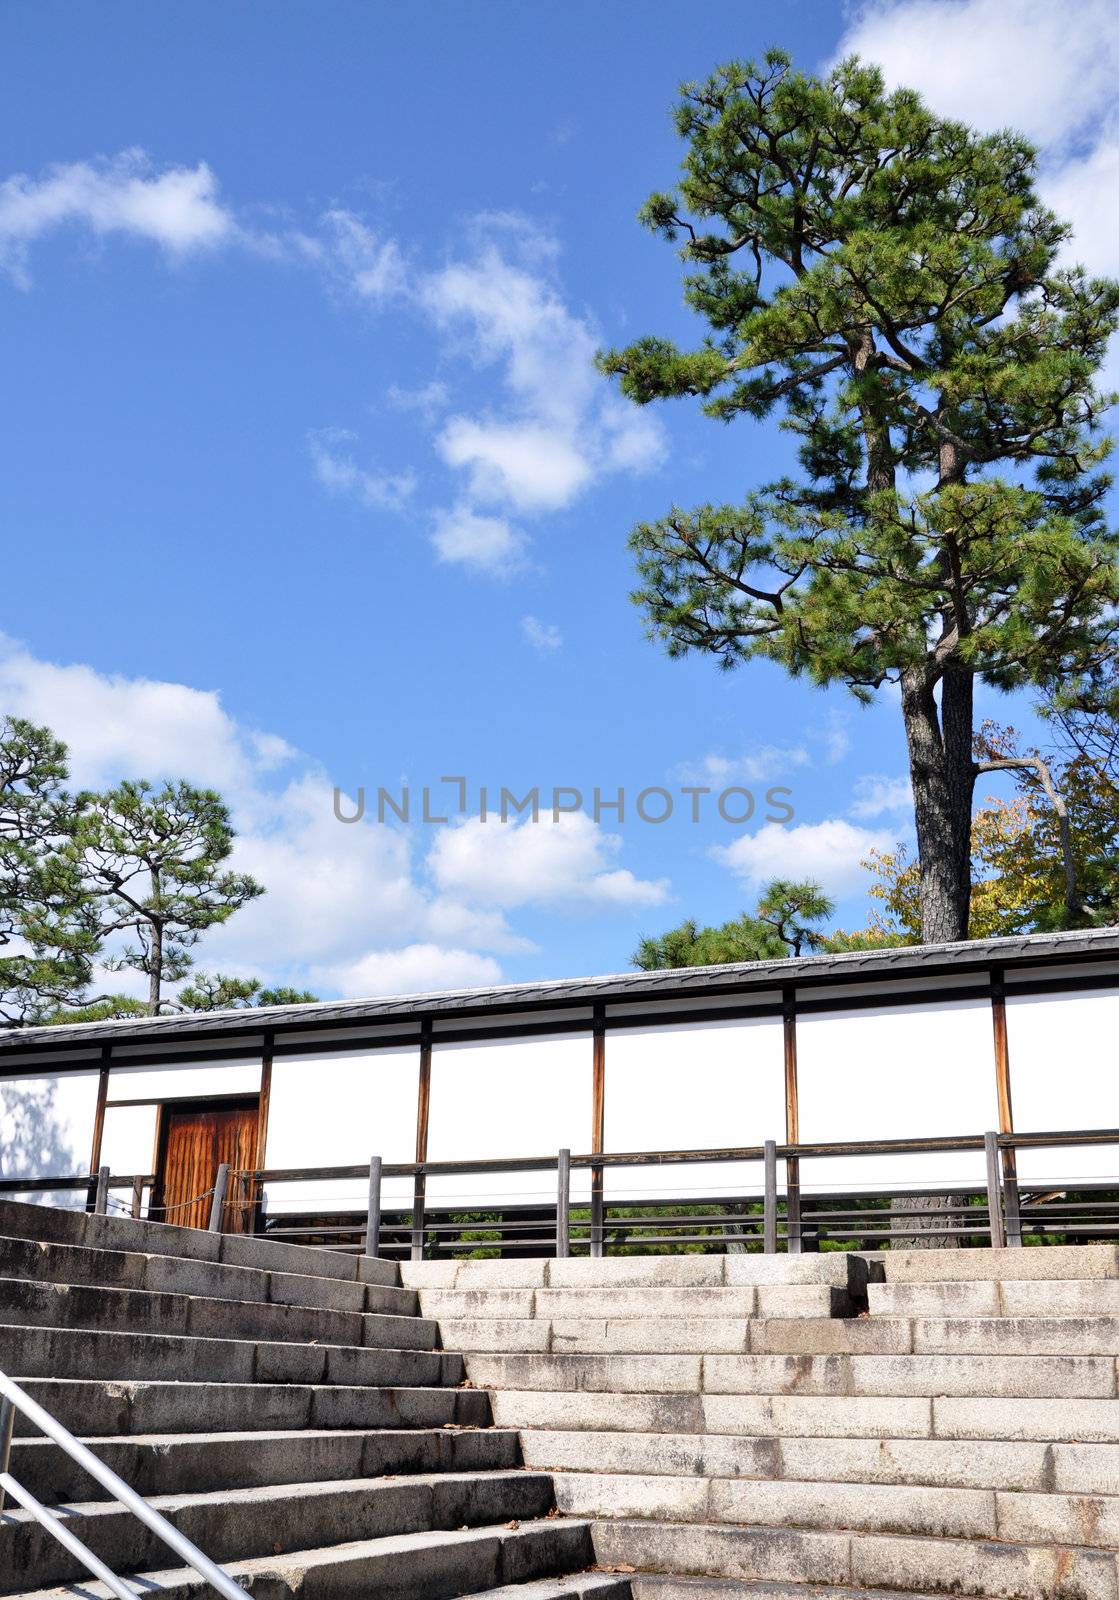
870;1278;1119;1318
589;1518;1119;1600
560;1471;1119;1549
465;1350;1119;1398
0;1274;438;1351
752;1314;1119;1356
402;1254;869;1294
881;1244;1119;1282
0;1321;461;1387
419;1287;850;1324
9;1424;522;1501
489;1387;1119;1442
0;1230;419;1315
9;1376;492;1437
0;1468;558;1590
517;1429;1119;1494
628;1580;983;1600
0;1196;400;1286
11;1516;599;1600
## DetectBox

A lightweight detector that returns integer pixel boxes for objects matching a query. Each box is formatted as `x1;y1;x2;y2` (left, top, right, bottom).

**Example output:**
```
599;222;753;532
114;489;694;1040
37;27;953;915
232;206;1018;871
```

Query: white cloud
310;209;405;302
428;812;669;910
850;773;913;819
835;1;1119;289
317;944;503;999
521;616;563;654
0;638;670;997
430;504;525;574
307;428;416;511
437;416;591;512
713;819;895;895
677;745;810;785
836;0;1119;148
386;380;450;418
0;150;236;288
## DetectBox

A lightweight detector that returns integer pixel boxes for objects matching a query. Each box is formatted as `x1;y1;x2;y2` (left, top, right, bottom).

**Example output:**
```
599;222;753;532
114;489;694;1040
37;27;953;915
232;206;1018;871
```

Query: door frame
152;1093;261;1230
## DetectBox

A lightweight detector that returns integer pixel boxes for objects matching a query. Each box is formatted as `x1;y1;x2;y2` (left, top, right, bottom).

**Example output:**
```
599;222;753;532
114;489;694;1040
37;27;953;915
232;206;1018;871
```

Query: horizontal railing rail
4;1126;1117;1258
0;1369;244;1599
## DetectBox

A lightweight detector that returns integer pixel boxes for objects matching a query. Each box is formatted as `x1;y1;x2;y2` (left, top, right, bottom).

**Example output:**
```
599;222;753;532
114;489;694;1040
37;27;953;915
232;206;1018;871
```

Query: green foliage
600;49;1119;940
634;879;835;969
0;718;97;1024
177;971;319;1011
64;780;265;1014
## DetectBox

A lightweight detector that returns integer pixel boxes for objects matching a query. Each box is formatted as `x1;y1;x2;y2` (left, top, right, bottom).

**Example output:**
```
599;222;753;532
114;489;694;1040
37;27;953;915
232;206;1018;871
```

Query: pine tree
600;50;1119;942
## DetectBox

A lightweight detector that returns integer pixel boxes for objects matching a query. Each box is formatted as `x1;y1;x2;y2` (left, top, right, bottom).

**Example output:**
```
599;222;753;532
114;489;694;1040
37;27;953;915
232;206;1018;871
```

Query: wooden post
130;1177;143;1220
208;1163;229;1232
556;1148;571;1258
88;1048;111;1188
590;1004;606;1259
990;967;1022;1247
412;1021;432;1262
763;1139;778;1254
366;1157;383;1258
251;1031;274;1236
93;1166;110;1216
783;986;802;1254
984;1131;1006;1249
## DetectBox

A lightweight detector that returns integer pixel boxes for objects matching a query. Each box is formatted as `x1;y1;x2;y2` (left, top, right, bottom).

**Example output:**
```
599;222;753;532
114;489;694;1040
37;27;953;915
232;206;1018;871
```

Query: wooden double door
154;1096;260;1233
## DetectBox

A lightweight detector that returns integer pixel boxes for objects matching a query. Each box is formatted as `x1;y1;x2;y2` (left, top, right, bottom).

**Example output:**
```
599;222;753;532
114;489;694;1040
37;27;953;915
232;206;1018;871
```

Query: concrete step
589;1519;1119;1600
0;1321;461;1386
0;1274;438;1351
465;1349;1119;1399
402;1254;869;1294
0;1196;400;1286
880;1244;1119;1282
752;1314;1119;1356
9;1424;522;1501
419;1287;850;1324
628;1580;984;1600
517;1429;1119;1494
0;1468;558;1590
11;1516;600;1600
489;1387;1119;1442
561;1471;1119;1549
870;1278;1119;1318
9;1376;492;1437
0;1230;419;1315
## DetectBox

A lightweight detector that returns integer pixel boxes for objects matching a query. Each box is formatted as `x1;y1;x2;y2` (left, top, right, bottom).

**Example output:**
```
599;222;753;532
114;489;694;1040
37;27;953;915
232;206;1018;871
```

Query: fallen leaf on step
504;1520;520;1530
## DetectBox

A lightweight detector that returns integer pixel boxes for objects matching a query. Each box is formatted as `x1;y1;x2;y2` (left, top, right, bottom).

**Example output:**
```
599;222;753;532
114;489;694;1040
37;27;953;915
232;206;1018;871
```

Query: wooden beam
590;1003;605;1258
88;1046;111;1185
411;1020;432;1261
783;985;802;1254
989;966;1022;1246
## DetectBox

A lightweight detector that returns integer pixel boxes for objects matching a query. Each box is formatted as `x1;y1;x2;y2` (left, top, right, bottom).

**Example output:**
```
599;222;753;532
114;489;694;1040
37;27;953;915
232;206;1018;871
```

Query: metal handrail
0;1370;245;1599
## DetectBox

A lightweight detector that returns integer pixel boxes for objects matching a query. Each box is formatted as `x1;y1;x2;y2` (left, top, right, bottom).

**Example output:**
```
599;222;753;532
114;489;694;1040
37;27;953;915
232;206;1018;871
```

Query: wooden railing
4;1127;1117;1256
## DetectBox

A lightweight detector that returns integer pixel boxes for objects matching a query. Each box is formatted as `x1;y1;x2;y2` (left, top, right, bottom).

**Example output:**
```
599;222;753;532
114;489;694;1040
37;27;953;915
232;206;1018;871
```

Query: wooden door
155;1097;259;1233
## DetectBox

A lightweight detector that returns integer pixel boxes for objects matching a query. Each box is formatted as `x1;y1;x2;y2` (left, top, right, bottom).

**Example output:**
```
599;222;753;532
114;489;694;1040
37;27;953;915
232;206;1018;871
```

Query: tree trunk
900;665;976;944
148;921;163;1015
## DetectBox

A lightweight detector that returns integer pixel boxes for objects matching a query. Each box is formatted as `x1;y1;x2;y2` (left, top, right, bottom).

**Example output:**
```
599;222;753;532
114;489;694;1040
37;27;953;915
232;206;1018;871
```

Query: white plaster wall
264;1048;420;1215
99;1104;158;1179
603;1018;785;1199
426;1033;592;1207
796;1000;997;1191
1005;989;1119;1185
0;1070;100;1206
108;1059;262;1100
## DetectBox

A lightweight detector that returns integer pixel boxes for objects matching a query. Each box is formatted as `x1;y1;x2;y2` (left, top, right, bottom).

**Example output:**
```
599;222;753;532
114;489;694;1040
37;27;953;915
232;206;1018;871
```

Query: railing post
130;1177;143;1220
763;1140;778;1253
984;1130;1006;1249
365;1157;383;1258
589;1167;605;1259
1001;1138;1023;1248
0;1394;13;1513
410;1167;427;1262
208;1164;229;1232
785;1154;802;1255
93;1166;110;1216
556;1149;571;1258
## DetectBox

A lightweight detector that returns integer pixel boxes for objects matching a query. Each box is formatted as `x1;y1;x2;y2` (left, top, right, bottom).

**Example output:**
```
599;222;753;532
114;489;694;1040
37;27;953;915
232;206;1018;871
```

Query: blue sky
2;0;1117;999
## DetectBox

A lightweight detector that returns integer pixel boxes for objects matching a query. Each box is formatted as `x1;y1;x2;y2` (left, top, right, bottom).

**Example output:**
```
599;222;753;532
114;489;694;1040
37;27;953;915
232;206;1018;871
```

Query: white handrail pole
0;1472;139;1600
0;1372;246;1600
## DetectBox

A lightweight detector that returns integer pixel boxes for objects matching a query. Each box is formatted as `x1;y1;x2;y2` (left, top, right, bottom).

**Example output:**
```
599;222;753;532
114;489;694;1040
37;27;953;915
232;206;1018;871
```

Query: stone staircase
3;1196;1119;1600
403;1246;1119;1600
0;1199;623;1600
